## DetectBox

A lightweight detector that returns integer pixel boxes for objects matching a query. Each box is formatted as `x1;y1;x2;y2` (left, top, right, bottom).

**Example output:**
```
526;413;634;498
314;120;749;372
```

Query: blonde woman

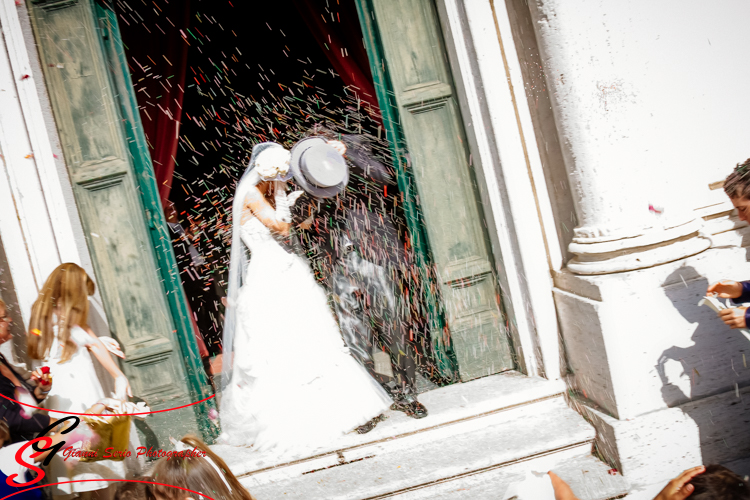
27;263;132;500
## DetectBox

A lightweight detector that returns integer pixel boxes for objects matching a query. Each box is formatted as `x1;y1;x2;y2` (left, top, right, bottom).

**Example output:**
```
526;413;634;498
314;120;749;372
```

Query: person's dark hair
723;158;750;200
114;479;155;500
304;123;338;141
690;464;750;500
148;434;255;500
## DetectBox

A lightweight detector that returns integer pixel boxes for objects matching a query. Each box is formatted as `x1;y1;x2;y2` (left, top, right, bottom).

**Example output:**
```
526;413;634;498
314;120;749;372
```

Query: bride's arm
243;185;291;236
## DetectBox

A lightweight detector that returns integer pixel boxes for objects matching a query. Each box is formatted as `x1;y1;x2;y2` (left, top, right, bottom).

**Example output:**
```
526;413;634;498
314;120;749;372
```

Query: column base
555;247;750;420
568;220;710;275
569;383;750;487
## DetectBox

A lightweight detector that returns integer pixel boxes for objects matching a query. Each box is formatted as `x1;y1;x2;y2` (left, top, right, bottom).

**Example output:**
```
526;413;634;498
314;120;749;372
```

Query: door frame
434;0;564;380
25;0;218;446
354;0;457;382
355;0;519;382
354;0;563;381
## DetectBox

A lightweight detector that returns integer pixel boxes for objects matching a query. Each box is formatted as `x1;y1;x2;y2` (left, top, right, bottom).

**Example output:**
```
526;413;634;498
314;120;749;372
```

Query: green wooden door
356;0;514;381
27;0;215;445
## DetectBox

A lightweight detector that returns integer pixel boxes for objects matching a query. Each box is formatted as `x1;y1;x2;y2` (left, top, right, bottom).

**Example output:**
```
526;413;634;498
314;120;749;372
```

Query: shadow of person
659;265;750;467
131;395;161;452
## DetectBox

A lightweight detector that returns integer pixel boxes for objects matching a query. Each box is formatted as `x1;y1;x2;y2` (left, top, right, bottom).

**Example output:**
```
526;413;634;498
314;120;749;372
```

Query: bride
219;142;392;455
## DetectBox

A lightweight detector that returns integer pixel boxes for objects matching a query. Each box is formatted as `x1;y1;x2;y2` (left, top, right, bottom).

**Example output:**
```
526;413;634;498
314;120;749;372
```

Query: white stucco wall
517;0;750;484
0;1;107;363
528;0;750;238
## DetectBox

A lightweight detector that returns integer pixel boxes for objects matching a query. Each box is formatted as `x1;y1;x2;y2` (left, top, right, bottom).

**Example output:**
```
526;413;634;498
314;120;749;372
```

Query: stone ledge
213;371;567;478
239;397;595;499
364;453;630;500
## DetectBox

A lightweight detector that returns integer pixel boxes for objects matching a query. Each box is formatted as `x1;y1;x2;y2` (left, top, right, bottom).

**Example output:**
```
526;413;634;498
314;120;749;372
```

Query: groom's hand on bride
298;215;314;230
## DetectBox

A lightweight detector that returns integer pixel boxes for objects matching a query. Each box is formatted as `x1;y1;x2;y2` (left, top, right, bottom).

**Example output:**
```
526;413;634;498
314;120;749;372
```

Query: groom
291;128;428;420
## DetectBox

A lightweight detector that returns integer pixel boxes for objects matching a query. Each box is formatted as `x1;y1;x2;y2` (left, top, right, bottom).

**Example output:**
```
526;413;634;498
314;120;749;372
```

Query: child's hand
549;472;579;500
99;337;125;359
30;367;51;387
653;466;704;500
113;375;132;400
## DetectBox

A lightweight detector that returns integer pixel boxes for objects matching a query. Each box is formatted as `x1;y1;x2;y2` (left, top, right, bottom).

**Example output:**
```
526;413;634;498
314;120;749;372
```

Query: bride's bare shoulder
240;185;268;225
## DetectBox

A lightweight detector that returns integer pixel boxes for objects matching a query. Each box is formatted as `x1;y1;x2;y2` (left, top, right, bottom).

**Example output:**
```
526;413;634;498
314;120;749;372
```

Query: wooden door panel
375;1;442;88
366;0;514;381
27;0;202;444
405;102;487;262
76;174;173;345
29;5;120;163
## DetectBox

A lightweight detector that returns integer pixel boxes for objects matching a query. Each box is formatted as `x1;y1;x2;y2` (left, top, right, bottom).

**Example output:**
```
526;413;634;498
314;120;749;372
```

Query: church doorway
114;0;514;396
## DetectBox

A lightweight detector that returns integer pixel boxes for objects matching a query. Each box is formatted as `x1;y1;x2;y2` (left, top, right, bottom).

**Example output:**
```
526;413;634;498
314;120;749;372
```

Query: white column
526;0;729;274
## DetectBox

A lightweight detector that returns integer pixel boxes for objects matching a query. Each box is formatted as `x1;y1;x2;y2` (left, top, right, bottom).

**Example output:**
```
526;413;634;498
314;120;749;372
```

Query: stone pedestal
555;248;750;484
525;0;750;485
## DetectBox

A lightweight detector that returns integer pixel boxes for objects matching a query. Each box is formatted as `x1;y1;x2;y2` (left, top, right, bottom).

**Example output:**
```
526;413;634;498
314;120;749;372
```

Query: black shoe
355;415;384;434
391;399;428;419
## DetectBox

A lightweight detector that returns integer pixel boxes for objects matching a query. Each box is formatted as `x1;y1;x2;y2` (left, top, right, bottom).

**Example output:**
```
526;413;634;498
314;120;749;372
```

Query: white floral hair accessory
254;146;291;181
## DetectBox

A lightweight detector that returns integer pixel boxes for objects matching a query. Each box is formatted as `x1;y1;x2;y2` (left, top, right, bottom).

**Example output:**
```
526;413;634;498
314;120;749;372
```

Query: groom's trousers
332;249;418;399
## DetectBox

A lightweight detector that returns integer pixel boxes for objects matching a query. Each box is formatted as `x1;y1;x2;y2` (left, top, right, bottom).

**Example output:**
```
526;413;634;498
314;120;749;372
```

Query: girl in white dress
27;263;133;500
219;142;392;457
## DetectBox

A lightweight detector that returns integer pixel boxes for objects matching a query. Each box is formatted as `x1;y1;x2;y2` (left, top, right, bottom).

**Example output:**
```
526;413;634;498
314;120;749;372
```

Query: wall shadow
659;266;750;467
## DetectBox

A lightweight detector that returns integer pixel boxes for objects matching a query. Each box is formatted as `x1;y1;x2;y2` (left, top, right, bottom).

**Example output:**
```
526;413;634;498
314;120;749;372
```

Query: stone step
390;453;630;500
237;396;598;499
214;371;567;478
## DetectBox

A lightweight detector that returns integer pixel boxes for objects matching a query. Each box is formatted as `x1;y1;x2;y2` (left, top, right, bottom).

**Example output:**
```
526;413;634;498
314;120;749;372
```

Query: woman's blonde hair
28;263;95;363
149;434;255;500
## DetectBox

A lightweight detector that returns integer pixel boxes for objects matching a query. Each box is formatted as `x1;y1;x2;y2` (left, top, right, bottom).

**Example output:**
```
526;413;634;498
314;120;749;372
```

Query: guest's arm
0;403;51;441
733;281;750;304
342;136;397;186
653;466;704;500
707;280;750;329
29;370;51;402
82;328;132;399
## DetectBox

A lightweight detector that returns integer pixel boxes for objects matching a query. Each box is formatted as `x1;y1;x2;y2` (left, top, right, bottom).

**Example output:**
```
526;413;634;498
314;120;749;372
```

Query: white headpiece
254;145;291;181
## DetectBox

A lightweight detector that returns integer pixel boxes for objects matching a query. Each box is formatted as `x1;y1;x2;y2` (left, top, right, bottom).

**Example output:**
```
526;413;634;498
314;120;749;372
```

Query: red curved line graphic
0;392;215;416
0;478;215;500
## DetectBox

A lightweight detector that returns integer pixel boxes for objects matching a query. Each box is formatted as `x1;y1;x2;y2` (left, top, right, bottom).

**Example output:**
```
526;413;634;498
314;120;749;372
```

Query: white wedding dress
44;325;126;499
219;215;392;455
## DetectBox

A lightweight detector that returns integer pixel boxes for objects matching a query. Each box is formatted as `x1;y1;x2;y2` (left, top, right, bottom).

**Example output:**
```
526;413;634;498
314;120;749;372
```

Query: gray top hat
290;137;349;198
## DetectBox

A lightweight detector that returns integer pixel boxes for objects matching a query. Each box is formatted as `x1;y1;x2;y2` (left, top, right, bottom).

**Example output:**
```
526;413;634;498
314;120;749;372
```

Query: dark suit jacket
0;356;50;443
340;135;407;269
297;134;409;280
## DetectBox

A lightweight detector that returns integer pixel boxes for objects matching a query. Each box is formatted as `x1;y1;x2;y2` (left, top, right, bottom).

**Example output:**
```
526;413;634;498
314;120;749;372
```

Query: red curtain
117;1;209;358
292;0;380;114
117;0;190;207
